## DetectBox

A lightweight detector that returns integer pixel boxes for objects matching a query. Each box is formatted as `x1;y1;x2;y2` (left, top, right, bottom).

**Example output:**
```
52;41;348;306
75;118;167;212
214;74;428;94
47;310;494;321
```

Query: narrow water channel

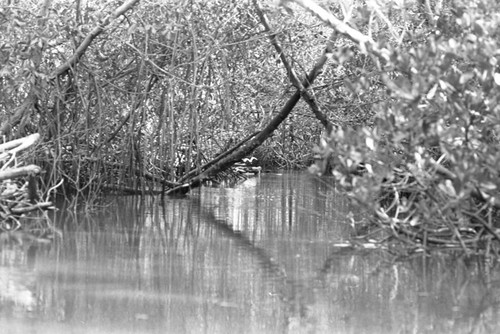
1;172;500;333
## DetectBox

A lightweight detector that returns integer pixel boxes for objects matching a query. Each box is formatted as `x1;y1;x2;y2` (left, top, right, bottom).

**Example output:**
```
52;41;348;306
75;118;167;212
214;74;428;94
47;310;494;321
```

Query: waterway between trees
1;172;499;333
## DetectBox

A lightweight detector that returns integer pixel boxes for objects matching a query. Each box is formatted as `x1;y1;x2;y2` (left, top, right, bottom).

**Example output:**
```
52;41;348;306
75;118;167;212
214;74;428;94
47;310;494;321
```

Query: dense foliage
0;0;328;199
307;0;500;254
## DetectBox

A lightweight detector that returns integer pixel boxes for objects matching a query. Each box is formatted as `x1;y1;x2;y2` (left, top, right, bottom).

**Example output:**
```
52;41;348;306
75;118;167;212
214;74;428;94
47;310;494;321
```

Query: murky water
1;172;500;333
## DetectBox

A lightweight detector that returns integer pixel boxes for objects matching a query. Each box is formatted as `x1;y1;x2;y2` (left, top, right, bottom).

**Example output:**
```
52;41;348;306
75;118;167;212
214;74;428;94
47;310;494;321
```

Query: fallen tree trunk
166;42;333;195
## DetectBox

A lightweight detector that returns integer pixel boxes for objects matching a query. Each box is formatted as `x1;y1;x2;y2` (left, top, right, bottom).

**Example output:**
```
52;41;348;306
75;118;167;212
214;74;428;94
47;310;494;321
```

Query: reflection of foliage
324;250;500;332
309;0;500;254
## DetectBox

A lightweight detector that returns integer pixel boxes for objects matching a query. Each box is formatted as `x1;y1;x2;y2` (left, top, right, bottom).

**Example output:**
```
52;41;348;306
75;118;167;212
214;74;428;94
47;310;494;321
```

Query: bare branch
0;133;40;156
51;0;141;79
0;165;41;181
253;0;334;131
289;0;391;62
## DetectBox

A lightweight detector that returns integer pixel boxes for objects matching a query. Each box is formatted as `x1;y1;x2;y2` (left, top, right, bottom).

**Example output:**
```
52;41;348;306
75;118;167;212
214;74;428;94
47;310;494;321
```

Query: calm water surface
1;172;500;333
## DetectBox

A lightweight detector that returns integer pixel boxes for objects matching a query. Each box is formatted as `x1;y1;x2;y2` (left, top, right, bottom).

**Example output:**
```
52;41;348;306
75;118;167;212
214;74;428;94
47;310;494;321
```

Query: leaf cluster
311;0;500;254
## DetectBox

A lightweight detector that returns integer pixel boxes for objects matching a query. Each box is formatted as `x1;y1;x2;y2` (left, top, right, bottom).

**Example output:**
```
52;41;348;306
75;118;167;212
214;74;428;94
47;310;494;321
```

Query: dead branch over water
0;134;59;233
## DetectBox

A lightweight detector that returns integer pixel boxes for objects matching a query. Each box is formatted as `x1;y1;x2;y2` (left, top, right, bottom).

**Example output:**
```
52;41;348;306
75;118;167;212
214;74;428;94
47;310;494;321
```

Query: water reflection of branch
192;199;311;325
194;199;286;280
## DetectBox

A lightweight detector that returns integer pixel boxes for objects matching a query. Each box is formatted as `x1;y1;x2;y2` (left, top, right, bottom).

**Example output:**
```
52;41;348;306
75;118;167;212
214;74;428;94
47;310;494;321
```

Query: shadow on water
1;172;500;333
